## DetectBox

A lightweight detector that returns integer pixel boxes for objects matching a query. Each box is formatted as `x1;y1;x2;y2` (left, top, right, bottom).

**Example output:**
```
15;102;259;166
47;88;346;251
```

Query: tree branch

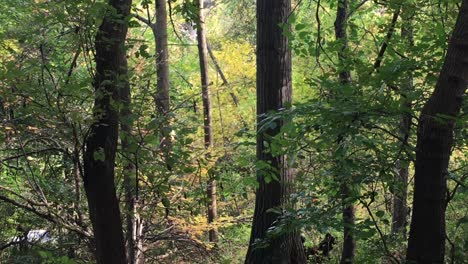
134;13;152;26
372;7;401;71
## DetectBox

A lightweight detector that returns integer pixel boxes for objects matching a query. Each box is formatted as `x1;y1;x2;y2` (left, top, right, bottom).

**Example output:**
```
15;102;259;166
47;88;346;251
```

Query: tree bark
334;1;355;263
154;0;172;165
155;0;170;115
391;7;413;237
245;1;306;263
339;185;355;264
72;151;84;227
406;0;468;263
120;65;145;264
195;0;218;243
82;0;132;263
206;174;218;242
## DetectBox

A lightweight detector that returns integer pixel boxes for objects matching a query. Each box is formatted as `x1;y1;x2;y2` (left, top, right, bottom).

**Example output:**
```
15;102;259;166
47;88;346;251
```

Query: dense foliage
0;0;466;263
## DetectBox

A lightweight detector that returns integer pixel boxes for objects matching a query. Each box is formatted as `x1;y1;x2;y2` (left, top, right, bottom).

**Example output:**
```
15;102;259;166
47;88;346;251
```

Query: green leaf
93;148;106;161
375;210;385;218
161;197;171;208
295;23;307;31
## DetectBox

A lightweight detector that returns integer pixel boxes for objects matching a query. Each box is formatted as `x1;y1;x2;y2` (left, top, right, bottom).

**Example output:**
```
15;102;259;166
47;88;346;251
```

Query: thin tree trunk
195;0;218;243
334;1;355;263
340;184;355;264
206;174;218;242
120;71;145;264
155;0;170;115
135;0;172;219
406;0;468;262
134;2;172;155
245;1;306;263
72;153;84;227
154;0;172;165
207;43;228;86
82;0;132;263
391;7;413;237
392;159;409;235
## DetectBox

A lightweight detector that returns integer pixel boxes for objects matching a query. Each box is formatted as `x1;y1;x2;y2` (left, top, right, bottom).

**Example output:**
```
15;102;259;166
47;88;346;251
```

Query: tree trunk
82;0;131;263
154;0;170;115
120;65;145;264
72;151;84;227
391;7;413;237
154;0;172;165
340;184;355;264
406;0;468;263
206;175;218;242
334;1;355;263
391;159;409;235
245;1;306;263
195;0;218;243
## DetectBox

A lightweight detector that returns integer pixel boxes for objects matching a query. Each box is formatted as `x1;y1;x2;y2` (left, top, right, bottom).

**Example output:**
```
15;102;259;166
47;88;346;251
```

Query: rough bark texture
244;1;306;263
195;0;218;243
406;1;468;263
391;7;413;237
334;1;355;263
82;0;131;263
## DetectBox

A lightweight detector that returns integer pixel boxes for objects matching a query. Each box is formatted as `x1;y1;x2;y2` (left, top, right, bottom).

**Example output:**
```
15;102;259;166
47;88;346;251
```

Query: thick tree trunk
391;8;413;237
334;1;355;263
406;1;468;263
195;0;218;243
245;1;306;263
82;0;131;263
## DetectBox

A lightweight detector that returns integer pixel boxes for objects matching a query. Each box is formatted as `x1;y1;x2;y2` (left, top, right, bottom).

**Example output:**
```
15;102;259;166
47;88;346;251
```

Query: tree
154;0;172;164
406;0;468;262
82;0;132;263
245;0;306;263
195;0;218;243
334;1;356;263
155;0;171;118
124;1;172;261
134;0;172;164
392;3;414;237
120;52;143;264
